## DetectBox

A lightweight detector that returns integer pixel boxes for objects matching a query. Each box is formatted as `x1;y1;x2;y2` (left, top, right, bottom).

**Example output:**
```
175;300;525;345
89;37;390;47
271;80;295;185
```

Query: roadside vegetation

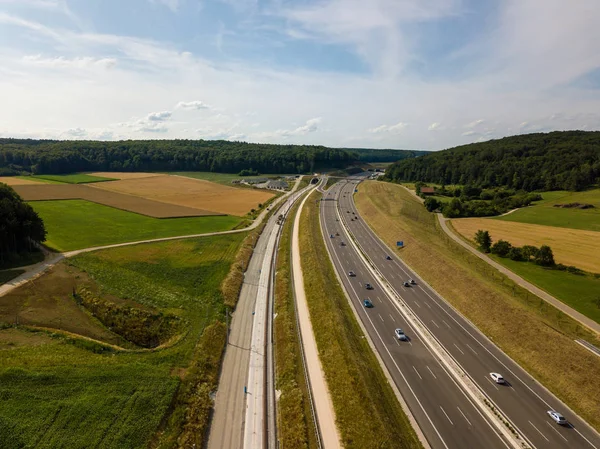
355;181;600;431
32;173;117;184
300;190;423;449
0;269;25;285
0;233;245;448
30;199;242;251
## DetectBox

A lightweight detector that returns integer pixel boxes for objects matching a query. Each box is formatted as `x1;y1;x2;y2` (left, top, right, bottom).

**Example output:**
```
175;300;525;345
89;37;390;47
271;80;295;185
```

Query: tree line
0;183;46;267
384;131;600;192
0;139;422;176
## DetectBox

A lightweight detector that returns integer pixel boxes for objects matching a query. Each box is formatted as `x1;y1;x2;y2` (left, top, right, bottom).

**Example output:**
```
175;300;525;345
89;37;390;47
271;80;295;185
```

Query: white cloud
23;55;117;69
368;121;407;133
428;122;441;131
291;117;321;135
465;119;485;128
461;130;475;136
147;111;172;121
176;100;211;110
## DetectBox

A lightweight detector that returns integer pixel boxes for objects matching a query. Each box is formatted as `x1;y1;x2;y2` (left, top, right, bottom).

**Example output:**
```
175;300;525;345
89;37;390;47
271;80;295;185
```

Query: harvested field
91;174;274;216
13;184;219;218
450;218;600;273
0;177;45;186
89;172;162;180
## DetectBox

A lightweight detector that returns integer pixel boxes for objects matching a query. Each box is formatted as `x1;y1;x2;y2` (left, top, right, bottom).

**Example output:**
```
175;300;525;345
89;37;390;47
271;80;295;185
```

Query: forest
0;139;421;176
384;131;600;191
0;183;46;268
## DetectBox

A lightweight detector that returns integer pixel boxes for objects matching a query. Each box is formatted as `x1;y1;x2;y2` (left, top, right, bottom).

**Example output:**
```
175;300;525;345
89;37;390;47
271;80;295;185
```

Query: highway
321;178;600;449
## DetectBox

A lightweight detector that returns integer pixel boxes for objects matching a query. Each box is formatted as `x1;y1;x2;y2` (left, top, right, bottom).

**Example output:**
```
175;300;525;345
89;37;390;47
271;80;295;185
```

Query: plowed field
0;177;45;186
91;174;274;216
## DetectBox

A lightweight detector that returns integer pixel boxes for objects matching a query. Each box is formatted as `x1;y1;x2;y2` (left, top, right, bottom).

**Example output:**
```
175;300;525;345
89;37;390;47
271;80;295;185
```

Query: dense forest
0;183;46;267
384;131;600;191
345;148;429;162
0;139;423;176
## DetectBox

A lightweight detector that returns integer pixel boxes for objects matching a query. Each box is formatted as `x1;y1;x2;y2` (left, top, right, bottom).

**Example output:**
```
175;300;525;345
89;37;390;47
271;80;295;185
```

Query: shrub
535;245;556;267
474;230;492;253
491;239;512;257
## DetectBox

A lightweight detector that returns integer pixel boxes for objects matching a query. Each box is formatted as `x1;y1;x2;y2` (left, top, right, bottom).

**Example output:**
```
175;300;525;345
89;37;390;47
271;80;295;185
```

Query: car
340;242;346;246
336;218;339;221
352;212;355;215
365;283;373;290
363;299;373;308
403;281;410;287
409;279;416;285
351;218;354;221
335;232;339;236
386;255;392;260
490;372;505;384
347;210;350;213
348;271;356;277
330;234;334;238
547;410;568;425
395;328;408;341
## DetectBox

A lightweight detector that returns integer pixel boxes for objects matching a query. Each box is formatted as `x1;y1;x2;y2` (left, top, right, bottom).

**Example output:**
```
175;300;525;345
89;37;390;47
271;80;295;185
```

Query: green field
0;233;245;448
169;171;297;186
31;174;118;184
496;189;600;231
30;200;243;251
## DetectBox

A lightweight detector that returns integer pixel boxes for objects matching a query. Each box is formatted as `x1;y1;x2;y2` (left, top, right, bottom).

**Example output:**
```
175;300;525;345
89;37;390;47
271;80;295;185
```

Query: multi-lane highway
320;178;600;449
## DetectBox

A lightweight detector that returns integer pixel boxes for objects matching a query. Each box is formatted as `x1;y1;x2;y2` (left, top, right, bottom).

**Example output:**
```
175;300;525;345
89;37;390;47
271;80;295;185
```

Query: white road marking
575;428;599;449
413;365;423;380
378;313;384;322
390;273;396;279
546;422;568;442
414;301;422;308
442;319;451;329
389;314;396;322
453;343;465;355
431;319;440;328
529;421;549;442
440;406;454;426
457;406;472;426
425;302;432;309
466;344;478;356
427;365;437;379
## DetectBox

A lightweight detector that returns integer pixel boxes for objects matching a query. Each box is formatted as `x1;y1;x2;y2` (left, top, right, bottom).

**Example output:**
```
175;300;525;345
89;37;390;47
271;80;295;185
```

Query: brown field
0;177;45;186
91;174;275;216
451;218;600;273
89;172;162;180
13;184;220;218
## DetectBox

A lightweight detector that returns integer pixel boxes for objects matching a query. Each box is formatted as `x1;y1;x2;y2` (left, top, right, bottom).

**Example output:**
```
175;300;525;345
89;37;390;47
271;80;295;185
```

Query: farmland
92;175;274;216
0;233;245;448
171;171;296;186
496;188;600;232
0;177;46;186
450;218;600;273
30;200;242;251
32;173;117;184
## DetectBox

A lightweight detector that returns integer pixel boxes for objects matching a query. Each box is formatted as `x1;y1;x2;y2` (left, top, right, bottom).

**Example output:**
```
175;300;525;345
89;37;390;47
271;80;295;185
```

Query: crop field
496;189;600;232
450;218;600;273
0;177;46;186
93;174;275;216
15;184;218;218
89;172;162;180
32;173;118;184
0;233;245;448
171;171;297;186
355;181;600;431
30;199;242;251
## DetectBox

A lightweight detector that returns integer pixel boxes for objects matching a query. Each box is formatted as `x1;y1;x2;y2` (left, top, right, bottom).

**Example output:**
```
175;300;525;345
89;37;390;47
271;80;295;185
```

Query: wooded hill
0;139;423;176
384;131;600;191
344;148;429;162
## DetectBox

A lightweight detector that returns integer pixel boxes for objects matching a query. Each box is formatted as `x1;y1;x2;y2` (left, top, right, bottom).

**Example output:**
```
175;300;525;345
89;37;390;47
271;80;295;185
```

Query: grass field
450;218;600;273
355;181;600;431
496;189;600;232
0;233;245;448
300;190;422;449
30;199;242;251
171;171;297;186
274;197;317;449
33;173;118;184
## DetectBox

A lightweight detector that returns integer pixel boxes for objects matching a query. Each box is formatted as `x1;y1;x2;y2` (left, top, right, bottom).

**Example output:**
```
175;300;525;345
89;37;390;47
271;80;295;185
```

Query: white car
395;328;408;341
547;410;568;425
490;372;505;384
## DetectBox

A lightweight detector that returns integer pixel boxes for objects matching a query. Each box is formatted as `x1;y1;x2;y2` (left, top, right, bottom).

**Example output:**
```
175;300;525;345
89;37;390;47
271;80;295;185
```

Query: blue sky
1;0;599;150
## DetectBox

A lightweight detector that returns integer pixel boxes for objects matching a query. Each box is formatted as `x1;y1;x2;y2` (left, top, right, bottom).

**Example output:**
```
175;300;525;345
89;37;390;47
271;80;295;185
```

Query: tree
474;230;492;253
424;197;442;212
521;245;539;261
491;240;512;257
535;245;555;266
508;247;524;261
442;198;463;218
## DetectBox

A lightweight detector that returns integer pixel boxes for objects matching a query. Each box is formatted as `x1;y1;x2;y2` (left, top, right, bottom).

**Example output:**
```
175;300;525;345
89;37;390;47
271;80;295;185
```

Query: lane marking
414;301;422;308
529;421;549;442
442;320;451;329
546;422;568;442
574;428;599;449
379;313;385;322
457;406;472;427
466;344;478;356
427;366;437;379
431;319;440;329
389;314;396;322
440;406;454;426
486;377;499;390
453;343;465;355
425;302;432;309
413;365;423;380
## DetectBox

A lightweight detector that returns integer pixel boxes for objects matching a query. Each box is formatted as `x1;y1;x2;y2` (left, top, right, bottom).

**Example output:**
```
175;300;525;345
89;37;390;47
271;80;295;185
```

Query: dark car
363;299;373;308
386;255;392;260
365;283;373;290
340;242;346;246
403;281;410;287
348;271;356;277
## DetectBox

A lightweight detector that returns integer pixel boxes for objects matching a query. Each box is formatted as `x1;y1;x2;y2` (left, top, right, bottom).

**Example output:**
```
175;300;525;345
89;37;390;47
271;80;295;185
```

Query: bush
535;245;555;267
474;230;492;253
508;247;524;261
424;197;442;212
491;240;512;257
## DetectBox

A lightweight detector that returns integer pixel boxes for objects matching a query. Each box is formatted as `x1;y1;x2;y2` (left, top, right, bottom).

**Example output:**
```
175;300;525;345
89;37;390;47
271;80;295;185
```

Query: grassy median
274;198;318;449
299;190;422;449
355;181;600;431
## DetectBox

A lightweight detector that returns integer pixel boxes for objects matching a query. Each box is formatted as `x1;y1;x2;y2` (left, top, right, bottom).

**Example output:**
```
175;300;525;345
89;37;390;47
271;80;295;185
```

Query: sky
1;0;600;150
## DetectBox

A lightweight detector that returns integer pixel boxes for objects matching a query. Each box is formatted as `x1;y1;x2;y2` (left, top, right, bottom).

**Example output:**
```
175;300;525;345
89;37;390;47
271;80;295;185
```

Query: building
420;187;435;195
265;179;289;190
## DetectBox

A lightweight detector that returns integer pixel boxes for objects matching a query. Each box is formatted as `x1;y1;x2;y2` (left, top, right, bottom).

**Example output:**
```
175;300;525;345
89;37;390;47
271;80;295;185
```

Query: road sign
396;241;404;247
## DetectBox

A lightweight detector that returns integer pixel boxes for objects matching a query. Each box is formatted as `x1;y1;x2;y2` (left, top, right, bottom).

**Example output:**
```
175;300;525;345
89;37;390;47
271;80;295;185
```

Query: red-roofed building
420;187;435;195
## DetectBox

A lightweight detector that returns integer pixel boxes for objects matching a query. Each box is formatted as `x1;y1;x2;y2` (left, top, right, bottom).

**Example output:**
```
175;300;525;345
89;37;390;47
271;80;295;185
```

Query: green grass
496;189;600;231
300;191;422;449
0;233;245;449
168;171;297;186
29;199;243;251
31;173;118;184
488;256;600;325
0;269;25;285
15;176;64;184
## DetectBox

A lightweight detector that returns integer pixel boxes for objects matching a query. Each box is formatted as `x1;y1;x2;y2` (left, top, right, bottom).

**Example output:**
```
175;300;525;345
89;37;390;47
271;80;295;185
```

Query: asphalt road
322;179;600;449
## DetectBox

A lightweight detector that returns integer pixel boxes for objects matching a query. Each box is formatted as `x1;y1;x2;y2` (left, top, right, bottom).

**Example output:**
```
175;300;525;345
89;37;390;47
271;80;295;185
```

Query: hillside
384;131;600;191
344;148;429;162
0;139;425;176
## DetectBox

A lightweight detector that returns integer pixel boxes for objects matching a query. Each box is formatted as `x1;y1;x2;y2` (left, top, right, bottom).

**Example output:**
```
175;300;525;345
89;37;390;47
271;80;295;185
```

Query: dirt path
291;190;342;448
438;214;600;335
